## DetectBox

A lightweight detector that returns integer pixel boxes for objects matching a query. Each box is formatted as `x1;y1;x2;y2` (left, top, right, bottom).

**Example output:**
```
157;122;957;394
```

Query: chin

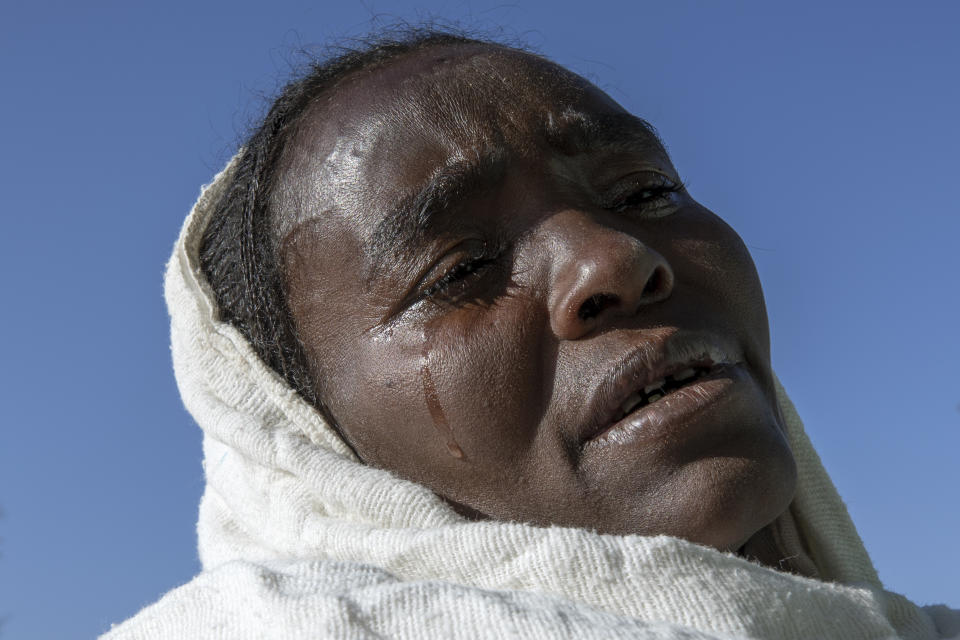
686;446;799;553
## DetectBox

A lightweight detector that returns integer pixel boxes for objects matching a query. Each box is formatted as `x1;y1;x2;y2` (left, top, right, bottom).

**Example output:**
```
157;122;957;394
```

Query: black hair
198;29;496;416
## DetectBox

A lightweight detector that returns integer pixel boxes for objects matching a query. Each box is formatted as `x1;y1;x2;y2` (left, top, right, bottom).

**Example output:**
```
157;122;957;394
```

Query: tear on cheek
421;330;466;459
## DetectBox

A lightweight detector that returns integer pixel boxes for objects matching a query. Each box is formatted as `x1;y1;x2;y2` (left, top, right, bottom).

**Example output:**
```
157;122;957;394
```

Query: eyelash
606;175;685;214
423;243;505;303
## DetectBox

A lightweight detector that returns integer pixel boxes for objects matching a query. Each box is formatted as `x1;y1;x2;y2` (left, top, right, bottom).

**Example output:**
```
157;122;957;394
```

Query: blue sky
1;1;957;637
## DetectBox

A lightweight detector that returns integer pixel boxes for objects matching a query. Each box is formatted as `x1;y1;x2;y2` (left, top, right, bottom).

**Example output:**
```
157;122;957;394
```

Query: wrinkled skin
278;43;797;555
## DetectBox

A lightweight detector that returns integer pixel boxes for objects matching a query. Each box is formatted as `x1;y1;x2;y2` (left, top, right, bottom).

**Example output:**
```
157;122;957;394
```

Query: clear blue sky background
1;1;957;637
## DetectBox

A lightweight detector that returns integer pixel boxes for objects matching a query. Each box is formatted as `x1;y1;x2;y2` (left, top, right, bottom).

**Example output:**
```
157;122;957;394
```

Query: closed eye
604;172;684;217
424;255;497;299
415;239;509;308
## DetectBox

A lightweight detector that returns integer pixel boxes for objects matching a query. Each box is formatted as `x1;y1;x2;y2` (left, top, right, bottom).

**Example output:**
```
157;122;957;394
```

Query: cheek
338;301;549;480
424;307;548;462
668;208;770;347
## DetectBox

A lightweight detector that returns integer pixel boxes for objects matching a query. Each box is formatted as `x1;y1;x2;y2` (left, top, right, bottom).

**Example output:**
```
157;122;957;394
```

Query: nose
546;212;674;340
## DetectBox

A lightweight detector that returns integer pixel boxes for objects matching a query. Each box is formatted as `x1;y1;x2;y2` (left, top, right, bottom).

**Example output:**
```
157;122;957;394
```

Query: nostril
578;293;619;321
642;266;670;300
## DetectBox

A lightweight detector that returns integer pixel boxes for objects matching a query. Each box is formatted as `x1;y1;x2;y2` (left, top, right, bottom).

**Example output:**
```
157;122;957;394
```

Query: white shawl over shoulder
104;159;958;639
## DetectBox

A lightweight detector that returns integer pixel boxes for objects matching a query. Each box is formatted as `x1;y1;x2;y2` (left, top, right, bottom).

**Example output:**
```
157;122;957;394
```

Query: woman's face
279;44;797;551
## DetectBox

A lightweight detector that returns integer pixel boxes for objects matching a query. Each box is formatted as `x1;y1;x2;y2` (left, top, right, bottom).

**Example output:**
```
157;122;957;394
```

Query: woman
104;31;958;639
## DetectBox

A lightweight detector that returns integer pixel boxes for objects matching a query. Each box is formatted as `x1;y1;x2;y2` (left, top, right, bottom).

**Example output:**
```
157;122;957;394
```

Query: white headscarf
102;157;958;639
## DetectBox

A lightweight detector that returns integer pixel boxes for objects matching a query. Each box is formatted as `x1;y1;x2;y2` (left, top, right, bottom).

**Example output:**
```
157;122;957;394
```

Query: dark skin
278;44;798;554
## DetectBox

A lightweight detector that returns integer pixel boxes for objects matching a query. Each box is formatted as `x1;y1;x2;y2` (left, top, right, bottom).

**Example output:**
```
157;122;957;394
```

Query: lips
614;365;713;421
578;331;743;446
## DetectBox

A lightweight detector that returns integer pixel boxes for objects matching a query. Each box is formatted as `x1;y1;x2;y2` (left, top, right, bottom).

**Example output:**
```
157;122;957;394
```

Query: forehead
273;44;660;245
300;43;613;155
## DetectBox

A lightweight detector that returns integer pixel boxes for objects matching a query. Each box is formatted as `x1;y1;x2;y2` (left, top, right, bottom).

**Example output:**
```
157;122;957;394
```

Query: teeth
620;392;644;417
643;379;666;394
617;367;712;421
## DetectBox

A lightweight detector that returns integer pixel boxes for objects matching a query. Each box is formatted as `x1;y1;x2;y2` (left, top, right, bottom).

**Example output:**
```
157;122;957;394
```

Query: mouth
580;333;743;447
612;365;714;422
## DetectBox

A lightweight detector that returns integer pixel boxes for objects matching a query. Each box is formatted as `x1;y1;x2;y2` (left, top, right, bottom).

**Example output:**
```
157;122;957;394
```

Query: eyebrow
365;150;507;275
545;111;664;157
